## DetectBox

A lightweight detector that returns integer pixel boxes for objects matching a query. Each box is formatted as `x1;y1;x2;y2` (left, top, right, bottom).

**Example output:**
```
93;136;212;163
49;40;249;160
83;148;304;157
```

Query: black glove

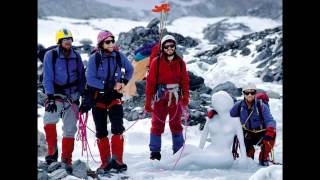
45;94;57;113
79;95;92;114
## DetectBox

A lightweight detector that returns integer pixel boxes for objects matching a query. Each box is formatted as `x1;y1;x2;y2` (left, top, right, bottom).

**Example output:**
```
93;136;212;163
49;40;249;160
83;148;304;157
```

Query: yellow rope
242;125;266;133
242;109;266;133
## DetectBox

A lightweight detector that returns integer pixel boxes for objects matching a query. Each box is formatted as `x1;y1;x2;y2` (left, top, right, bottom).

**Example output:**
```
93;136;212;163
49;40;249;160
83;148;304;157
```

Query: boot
61;137;74;174
246;146;255;159
172;133;184;154
96;137;112;173
259;160;269;166
44;124;58;165
259;141;274;166
150;152;161;160
45;145;58;165
111;135;127;172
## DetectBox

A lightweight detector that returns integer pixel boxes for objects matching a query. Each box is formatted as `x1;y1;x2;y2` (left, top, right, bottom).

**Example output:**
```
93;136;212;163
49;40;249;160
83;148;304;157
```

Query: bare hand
114;82;125;93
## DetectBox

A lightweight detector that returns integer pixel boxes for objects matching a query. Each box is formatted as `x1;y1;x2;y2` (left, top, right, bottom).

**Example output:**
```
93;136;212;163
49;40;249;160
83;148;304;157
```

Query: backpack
256;92;269;108
38;45;81;93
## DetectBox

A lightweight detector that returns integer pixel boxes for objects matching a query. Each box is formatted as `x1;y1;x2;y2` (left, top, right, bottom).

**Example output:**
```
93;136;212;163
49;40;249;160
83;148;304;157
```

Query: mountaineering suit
145;51;190;156
43;40;85;170
82;30;133;172
230;98;277;166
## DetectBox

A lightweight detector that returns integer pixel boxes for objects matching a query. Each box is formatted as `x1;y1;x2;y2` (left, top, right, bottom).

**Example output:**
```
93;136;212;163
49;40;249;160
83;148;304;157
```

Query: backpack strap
73;49;81;90
154;53;161;92
257;100;265;129
179;58;182;73
238;101;243;114
115;51;122;69
95;51;102;79
178;57;183;92
156;53;160;85
51;49;58;82
112;51;123;81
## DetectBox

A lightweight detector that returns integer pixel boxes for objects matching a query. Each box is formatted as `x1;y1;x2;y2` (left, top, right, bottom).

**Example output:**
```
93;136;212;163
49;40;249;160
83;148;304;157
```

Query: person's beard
61;45;71;57
164;51;175;59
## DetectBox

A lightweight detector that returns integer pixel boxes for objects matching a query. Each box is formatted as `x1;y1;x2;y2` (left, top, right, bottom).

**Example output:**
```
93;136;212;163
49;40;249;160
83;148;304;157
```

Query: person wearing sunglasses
42;28;86;173
82;30;133;173
145;35;190;161
230;83;277;166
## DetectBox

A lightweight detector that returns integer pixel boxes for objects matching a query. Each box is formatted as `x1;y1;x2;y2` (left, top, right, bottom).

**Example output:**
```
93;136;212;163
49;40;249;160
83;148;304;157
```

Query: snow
95;0;205;10
38;15;282;179
166;16;281;41
95;0;159;11
38;16;148;48
226;16;281;33
249;165;282;180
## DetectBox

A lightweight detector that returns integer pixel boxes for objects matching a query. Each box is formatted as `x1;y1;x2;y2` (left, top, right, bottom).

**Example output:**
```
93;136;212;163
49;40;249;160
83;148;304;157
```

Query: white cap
242;83;256;92
161;35;176;49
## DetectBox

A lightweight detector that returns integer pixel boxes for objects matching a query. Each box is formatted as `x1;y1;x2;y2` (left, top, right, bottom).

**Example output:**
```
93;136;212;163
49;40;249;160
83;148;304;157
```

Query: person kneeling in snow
230;83;277;166
152;91;248;170
145;35;190;161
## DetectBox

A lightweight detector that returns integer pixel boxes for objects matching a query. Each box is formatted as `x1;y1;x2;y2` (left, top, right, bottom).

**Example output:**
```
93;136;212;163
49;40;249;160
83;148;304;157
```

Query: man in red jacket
145;35;190;160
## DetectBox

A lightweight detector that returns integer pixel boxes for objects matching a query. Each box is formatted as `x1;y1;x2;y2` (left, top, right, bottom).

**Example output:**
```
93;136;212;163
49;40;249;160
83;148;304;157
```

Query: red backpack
256;92;269;106
256;92;270;114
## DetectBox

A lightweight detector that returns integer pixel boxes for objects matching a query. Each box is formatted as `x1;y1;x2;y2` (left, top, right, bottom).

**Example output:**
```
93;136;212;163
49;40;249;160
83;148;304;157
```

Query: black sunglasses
163;44;176;49
243;91;256;96
104;39;115;44
61;38;72;42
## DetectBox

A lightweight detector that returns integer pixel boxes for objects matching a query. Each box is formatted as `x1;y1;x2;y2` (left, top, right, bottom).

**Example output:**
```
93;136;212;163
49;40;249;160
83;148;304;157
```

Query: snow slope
38;16;282;179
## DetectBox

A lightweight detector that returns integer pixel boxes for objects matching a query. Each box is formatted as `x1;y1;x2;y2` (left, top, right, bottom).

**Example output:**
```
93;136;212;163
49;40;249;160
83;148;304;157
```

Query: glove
45;94;57;113
79;94;92;114
181;96;189;107
263;127;276;141
114;82;125;93
207;109;217;119
262;127;276;150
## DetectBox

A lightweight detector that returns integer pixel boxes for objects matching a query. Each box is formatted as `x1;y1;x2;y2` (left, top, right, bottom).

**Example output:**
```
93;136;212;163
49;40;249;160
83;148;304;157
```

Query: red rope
76;112;99;163
152;102;181;123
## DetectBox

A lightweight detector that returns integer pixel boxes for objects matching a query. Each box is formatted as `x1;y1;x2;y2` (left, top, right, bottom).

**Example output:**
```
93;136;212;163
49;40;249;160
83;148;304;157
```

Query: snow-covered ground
38;16;282;179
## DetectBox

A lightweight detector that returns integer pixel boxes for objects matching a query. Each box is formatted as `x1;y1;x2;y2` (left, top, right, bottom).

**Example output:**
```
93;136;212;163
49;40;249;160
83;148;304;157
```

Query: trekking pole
152;1;170;46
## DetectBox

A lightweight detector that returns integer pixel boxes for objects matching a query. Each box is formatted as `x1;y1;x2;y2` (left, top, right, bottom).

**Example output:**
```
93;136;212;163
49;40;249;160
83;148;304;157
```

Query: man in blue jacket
230;83;276;166
80;30;133;173
42;29;85;173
